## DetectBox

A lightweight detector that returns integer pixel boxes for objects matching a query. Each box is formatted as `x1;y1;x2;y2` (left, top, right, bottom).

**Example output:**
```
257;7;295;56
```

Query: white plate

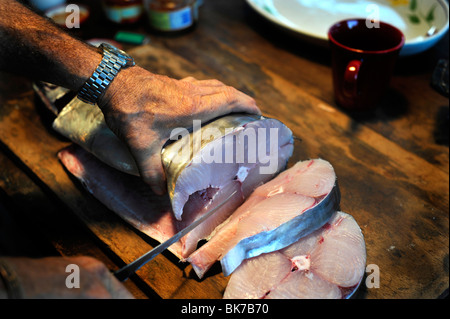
246;0;449;56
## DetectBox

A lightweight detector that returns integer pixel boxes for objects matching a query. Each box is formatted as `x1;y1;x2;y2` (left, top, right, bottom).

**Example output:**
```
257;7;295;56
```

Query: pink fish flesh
187;158;340;278
223;211;366;299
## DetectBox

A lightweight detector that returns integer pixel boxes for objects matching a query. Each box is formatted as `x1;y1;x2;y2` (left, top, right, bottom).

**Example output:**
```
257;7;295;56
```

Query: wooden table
0;0;448;299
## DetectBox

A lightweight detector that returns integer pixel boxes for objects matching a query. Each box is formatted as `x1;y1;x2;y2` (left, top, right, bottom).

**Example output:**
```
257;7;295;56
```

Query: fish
57;127;293;260
50;88;365;299
53;99;294;257
187;158;340;278
223;211;366;299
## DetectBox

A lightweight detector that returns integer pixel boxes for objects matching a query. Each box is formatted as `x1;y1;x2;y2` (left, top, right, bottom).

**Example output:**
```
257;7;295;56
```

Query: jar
144;0;198;33
29;0;66;12
102;0;144;24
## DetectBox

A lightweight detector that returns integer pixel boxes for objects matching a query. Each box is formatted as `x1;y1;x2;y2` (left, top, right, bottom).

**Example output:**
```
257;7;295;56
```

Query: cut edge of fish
162;113;262;204
164;114;293;221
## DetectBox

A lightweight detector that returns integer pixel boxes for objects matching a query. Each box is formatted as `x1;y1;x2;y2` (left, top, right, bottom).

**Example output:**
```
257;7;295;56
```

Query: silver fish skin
52;99;140;175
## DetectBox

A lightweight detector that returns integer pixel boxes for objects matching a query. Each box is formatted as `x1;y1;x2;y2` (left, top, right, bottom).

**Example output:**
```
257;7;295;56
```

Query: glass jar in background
28;0;67;12
144;0;199;33
102;0;144;24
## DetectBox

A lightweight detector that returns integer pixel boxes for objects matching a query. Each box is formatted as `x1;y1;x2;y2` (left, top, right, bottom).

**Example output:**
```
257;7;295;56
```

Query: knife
113;190;238;281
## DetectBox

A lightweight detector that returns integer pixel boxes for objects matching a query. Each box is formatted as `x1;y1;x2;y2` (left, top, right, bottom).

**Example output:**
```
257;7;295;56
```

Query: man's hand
0;256;133;299
99;66;261;195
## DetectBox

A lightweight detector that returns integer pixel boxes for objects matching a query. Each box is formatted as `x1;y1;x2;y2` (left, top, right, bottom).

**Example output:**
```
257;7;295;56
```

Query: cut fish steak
53;100;294;257
223;211;366;299
187;158;340;278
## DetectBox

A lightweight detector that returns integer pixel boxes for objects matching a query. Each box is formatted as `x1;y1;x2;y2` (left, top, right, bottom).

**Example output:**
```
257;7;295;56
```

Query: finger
180;76;197;82
118;122;167;195
131;145;167;195
140;154;166;195
195;79;226;87
230;90;261;115
200;86;261;117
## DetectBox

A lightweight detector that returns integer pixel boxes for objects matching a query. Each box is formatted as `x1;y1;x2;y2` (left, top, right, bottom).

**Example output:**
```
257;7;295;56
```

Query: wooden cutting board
0;43;448;299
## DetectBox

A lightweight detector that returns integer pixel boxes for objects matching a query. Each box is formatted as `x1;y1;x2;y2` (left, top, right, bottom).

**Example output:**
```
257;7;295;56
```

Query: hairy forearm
0;0;101;91
0;2;261;196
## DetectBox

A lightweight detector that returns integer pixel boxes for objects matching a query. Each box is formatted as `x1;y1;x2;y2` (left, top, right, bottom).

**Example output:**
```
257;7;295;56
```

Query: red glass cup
328;19;405;111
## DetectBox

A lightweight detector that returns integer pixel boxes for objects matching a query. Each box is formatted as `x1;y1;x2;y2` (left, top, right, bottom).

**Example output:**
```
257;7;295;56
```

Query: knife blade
113;190;238;281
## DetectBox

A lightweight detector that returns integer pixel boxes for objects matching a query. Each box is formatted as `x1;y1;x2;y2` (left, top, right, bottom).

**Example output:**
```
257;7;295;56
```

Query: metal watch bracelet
77;50;125;105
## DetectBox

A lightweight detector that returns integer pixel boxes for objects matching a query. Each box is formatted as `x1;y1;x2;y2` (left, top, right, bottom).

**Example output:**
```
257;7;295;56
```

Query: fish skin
187;159;340;279
53;99;140;176
223;211;366;299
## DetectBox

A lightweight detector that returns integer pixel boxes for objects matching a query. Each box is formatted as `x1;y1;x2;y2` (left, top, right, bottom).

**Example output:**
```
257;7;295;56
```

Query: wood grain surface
0;0;448;299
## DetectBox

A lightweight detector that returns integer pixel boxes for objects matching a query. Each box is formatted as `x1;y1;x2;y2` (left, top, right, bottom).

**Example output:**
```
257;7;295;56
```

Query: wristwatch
77;43;135;105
